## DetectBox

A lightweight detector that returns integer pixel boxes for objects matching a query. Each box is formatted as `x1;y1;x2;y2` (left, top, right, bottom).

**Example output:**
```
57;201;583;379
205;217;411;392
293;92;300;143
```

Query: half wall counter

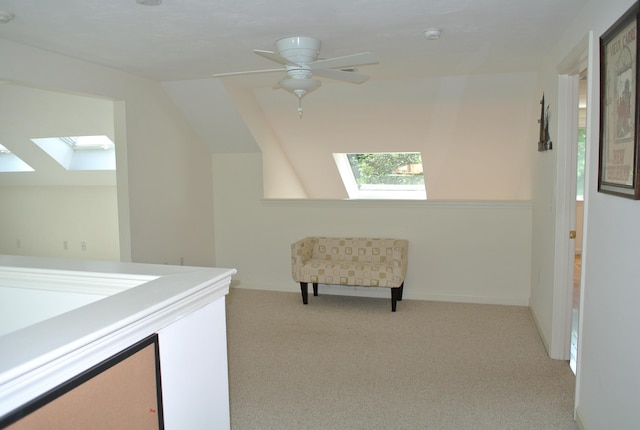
0;255;236;430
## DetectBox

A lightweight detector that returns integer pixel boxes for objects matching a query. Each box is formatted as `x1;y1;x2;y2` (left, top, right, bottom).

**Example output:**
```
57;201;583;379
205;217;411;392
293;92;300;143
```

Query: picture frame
599;3;640;199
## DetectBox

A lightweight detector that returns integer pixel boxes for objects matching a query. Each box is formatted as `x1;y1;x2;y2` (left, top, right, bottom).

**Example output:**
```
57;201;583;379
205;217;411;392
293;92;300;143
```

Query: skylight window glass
0;143;35;172
334;152;426;199
60;135;114;151
31;135;116;171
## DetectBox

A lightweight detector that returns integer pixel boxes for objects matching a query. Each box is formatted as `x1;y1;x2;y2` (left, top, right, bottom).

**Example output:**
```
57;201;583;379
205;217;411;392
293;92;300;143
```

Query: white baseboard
411;292;529;306
230;280;529;307
575;406;586;430
528;305;551;356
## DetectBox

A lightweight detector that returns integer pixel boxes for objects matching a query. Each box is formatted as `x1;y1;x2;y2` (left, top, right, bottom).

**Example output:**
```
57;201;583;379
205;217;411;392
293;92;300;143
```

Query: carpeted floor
226;288;577;430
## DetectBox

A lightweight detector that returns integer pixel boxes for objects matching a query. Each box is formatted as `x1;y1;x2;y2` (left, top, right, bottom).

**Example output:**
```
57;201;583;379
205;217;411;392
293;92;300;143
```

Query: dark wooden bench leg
300;282;308;304
313;283;318;296
391;287;401;312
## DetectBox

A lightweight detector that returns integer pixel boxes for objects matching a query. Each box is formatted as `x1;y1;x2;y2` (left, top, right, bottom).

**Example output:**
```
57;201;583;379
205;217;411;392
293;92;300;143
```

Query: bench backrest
312;237;404;264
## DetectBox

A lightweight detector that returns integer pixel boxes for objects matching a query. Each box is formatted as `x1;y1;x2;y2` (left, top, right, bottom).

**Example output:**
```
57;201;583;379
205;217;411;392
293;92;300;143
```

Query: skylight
59;135;114;151
31;135;116;171
334;152;426;199
0;143;35;173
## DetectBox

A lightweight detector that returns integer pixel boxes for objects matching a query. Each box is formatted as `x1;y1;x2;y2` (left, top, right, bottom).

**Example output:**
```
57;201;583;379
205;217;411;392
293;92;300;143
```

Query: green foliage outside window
347;153;424;186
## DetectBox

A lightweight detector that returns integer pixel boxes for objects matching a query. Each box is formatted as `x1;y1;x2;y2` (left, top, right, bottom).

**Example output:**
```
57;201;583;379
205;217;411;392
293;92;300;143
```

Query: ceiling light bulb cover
424;28;441;40
279;78;321;98
136;0;162;5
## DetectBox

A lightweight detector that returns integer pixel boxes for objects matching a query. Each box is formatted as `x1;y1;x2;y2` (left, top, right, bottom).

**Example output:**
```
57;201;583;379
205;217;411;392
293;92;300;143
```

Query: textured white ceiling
0;0;586;83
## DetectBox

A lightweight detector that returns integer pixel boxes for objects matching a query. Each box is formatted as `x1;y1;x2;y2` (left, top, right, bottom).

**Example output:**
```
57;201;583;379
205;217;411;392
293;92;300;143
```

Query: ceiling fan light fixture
279;78;321;98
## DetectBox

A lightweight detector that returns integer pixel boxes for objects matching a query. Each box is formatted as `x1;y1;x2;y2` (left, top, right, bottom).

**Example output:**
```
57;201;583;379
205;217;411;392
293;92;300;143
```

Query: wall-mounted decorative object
538;93;553;151
599;2;640;199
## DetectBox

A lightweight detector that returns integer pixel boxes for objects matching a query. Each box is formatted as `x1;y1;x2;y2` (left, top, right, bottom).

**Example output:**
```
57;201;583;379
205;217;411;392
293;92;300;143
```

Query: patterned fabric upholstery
291;237;408;288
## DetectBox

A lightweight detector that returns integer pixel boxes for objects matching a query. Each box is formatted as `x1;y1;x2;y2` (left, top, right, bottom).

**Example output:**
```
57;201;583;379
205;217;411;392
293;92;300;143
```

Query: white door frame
550;33;591;360
551;74;579;360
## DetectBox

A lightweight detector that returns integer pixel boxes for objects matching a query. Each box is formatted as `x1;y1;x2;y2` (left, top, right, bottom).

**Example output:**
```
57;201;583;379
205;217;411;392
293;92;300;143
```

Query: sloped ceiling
0;0;586;189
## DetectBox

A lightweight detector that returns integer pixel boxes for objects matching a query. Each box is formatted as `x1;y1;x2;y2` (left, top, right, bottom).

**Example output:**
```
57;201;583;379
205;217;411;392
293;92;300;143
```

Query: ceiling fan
212;36;378;117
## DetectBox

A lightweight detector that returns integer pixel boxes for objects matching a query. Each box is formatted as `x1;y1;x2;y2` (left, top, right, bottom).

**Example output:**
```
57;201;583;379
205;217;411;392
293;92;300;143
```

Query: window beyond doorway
576;127;586;200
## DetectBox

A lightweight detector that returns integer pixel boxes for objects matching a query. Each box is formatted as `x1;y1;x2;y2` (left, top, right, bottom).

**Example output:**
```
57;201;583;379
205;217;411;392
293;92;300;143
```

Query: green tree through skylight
347;153;424;186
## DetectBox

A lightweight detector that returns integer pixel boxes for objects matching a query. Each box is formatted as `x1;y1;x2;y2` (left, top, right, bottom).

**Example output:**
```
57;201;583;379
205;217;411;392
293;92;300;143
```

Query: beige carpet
226;288;577;430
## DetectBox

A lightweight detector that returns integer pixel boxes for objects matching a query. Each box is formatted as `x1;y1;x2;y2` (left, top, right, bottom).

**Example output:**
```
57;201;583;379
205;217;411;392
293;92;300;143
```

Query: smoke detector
0;11;15;23
423;28;442;40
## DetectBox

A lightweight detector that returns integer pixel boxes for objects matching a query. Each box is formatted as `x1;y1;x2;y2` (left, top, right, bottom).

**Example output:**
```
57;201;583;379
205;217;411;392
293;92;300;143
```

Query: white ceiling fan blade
212;68;284;78
312;68;370;84
309;52;378;70
254;49;299;66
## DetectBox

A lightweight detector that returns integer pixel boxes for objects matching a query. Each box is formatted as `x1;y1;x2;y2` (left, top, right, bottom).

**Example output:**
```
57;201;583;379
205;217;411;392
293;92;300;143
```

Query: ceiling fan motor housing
276;36;320;65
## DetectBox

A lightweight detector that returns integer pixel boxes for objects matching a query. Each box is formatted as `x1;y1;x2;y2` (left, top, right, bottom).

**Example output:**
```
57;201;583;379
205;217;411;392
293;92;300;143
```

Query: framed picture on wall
599;3;640;199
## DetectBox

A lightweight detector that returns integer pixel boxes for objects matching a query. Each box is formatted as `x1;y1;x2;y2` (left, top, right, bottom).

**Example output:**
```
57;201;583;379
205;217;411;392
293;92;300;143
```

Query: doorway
571;72;587;374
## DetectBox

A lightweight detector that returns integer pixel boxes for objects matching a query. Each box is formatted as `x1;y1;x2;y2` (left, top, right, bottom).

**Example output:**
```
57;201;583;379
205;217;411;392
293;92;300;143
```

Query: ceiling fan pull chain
297;97;303;118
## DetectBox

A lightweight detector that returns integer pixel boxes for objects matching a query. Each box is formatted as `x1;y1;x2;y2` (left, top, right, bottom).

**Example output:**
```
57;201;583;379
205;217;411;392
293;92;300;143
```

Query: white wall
221;82;309;199
159;298;230;429
533;0;640;428
529;67;560;354
0;186;120;260
0;83;121;261
0;39;216;267
213;153;532;306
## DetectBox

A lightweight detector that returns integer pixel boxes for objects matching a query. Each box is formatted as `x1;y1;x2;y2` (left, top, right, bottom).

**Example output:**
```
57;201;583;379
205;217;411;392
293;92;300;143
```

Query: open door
550;33;591;362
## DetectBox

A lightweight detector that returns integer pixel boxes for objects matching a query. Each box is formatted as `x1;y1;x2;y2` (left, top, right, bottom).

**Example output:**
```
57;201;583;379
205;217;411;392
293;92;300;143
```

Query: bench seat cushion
299;259;398;288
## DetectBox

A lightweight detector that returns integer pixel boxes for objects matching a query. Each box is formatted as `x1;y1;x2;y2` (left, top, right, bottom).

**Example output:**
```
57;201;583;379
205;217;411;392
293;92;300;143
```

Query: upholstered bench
291;237;409;311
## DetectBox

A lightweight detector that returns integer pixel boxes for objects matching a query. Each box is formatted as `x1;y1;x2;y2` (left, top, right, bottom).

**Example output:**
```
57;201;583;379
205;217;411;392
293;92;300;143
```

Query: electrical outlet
63;240;68;250
16;239;21;248
81;241;87;251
